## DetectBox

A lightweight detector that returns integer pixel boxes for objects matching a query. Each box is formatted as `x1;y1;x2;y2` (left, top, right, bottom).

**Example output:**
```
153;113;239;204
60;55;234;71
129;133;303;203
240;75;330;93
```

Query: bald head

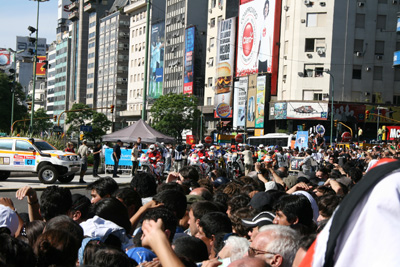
189;187;212;200
228;257;270;267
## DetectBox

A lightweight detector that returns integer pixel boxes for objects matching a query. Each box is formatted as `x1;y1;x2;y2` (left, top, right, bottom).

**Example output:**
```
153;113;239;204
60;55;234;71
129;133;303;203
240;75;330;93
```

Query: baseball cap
249;192;273;212
213;176;230;188
241;211;275;228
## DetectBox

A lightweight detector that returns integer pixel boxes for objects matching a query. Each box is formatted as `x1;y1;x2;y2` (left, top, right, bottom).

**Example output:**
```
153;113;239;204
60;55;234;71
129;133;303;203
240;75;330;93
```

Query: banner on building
233;77;248;129
35;56;47;76
332;104;365;123
286;102;328;120
183;27;195;94
58;0;72;21
246;74;257;128
16;36;47;59
386;126;400;141
149;22;165;99
0;49;13;72
255;75;266;128
237;0;281;95
365;105;400;123
214;17;236;119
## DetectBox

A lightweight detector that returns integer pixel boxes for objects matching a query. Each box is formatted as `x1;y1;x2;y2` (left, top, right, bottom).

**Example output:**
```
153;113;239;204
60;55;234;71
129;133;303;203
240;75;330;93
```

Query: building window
304;64;324;77
208;77;213;87
352;65;362;79
375;41;384;55
210;18;216;28
303;90;322;101
207;97;212;106
393;95;400;104
304;38;325;53
395;69;400;81
378;0;387;4
314;93;323;101
376;15;386;30
306;13;327;27
211;0;216;8
373;66;383;80
354;39;364;53
355;14;365;28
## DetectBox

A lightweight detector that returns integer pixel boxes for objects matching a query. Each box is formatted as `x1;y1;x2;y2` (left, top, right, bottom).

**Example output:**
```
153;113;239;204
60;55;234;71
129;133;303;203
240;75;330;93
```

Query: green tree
32;108;53;135
0;73;27;133
65;103;111;142
150;93;201;141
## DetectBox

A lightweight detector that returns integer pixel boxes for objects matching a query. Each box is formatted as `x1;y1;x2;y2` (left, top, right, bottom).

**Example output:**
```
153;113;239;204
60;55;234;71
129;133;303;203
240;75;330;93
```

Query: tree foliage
31;108;53;135
65;103;112;142
150;93;201;141
0;73;27;133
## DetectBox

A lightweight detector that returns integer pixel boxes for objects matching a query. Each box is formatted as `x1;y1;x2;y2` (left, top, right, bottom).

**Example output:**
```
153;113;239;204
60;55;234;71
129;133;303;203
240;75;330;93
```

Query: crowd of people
0;138;399;266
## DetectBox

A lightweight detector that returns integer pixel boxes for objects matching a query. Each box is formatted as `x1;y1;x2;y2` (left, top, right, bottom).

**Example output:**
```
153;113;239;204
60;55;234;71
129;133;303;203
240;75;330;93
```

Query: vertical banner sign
294;131;309;150
237;0;282;95
246;74;257;128
233;77;248;129
149;22;165;99
183;27;195;94
214;17;237;119
255;75;266;128
36;56;47;76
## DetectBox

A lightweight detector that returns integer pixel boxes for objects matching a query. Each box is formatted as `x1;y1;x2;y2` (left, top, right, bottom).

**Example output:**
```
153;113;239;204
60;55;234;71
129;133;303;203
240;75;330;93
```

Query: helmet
196;144;204;149
258;144;265;149
149;144;155;151
210;146;216;151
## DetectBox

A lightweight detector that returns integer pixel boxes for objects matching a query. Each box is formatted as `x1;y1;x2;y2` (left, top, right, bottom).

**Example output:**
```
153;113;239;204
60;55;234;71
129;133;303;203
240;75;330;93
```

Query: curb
0;182;131;192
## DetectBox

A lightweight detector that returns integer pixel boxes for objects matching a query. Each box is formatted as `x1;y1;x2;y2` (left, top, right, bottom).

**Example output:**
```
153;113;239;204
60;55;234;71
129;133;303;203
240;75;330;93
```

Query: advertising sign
386;126;400;141
246;74;257;128
233;77;248;129
255;75;266;128
272;102;287;120
0;49;11;68
149;22;165;99
215;18;236;119
16;36;47;59
183;27;195;94
365;105;399;123
35;56;47;76
332;104;365;123
286;102;328;120
394;51;400;67
294;131;309;150
58;0;71;21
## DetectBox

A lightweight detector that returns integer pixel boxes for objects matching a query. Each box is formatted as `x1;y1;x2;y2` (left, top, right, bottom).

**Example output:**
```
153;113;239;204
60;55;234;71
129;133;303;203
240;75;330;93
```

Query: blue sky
1;0;58;50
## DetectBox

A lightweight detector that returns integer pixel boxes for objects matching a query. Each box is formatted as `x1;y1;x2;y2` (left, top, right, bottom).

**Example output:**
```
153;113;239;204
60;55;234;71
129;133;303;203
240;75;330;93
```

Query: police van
0;137;81;184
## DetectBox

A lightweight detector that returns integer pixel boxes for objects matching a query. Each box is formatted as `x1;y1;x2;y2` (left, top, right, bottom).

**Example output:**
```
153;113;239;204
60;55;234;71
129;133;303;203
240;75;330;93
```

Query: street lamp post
8;49;25;133
142;0;151;121
29;0;44;136
324;70;335;146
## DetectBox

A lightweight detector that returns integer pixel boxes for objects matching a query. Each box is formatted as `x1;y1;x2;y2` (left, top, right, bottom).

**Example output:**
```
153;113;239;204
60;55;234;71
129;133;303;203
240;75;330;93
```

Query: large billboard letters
215;17;236;119
149;22;165;99
237;0;281;95
183;27;195;95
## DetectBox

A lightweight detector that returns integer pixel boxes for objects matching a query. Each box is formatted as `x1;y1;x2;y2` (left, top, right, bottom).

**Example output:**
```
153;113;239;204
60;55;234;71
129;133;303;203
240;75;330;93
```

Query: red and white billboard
386;126;400;141
236;0;282;95
36;56;47;76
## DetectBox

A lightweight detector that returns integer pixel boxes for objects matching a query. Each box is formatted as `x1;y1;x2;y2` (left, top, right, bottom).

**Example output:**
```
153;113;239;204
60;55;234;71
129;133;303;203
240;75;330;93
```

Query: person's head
87;177;119;204
142;207;178;243
292;234;316;267
172;236;209;263
82;140;87;145
68;194;91;223
137;137;141;143
113;188;142;218
273;195;314;228
153;189;187;220
241;211;275;242
0;204;19;237
92;248;137;267
45;215;84;244
40;186;72;221
34;229;81;267
196;212;232;256
249;225;299;267
24;220;46;247
230;207;256;239
217;235;251;262
189;201;220;237
229;257;270;267
91;197;131;234
83;239;107;265
315;168;329;181
117;140;122;146
179;166;200;183
227;194;251;216
130;172;157;198
189;187;212;201
317;194;341;222
0;233;36;267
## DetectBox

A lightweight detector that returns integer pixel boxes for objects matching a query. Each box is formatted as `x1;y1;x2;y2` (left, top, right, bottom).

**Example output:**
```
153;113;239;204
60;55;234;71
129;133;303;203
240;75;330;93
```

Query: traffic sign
235;134;244;143
53;126;63;133
0;133;7;137
80;125;93;132
204;136;213;144
341;132;352;142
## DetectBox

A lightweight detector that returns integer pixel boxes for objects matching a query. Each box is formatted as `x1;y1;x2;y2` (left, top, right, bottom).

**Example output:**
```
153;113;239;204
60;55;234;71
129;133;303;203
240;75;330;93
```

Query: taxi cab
0;137;81;184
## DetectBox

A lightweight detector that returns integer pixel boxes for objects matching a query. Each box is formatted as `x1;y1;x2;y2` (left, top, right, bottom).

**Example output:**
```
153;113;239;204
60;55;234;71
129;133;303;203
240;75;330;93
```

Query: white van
247;133;294;149
0;137;81;184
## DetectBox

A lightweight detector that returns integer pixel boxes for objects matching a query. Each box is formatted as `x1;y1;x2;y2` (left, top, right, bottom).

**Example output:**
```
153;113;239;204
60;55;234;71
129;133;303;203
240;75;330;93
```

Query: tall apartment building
46;42;57;117
203;0;239;131
122;0;166;124
277;0;400;105
97;9;130;130
163;0;208;96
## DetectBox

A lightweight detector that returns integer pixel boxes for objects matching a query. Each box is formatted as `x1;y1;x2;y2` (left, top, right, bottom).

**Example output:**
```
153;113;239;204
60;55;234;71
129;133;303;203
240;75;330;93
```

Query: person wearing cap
112;140;123;178
77;140;90;183
257;144;268;162
242;211;275;242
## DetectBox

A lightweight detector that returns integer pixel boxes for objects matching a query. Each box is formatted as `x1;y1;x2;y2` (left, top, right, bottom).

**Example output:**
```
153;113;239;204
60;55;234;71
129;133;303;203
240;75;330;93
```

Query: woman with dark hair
24;220;46;248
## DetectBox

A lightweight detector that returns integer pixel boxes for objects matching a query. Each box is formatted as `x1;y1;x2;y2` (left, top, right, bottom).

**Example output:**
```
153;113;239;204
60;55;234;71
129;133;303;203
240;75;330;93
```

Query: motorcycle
138;153;165;183
225;152;244;180
189;152;210;178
